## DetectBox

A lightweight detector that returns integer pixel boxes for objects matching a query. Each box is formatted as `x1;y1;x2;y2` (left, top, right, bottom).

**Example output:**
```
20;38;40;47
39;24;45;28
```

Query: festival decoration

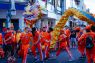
23;1;43;28
50;8;95;48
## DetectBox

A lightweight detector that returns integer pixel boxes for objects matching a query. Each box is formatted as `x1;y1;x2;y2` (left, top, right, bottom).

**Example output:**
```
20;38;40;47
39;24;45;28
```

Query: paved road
0;48;87;63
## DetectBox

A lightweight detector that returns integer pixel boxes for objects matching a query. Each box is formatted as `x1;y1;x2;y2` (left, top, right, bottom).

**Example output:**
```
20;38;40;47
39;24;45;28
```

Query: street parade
0;0;95;63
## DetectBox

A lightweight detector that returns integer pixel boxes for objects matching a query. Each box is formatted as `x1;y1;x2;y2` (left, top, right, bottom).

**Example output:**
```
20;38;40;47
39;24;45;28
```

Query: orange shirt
0;33;2;45
78;32;95;46
28;32;33;40
32;31;39;44
40;32;51;44
58;34;67;47
20;32;32;45
76;31;82;40
65;29;71;37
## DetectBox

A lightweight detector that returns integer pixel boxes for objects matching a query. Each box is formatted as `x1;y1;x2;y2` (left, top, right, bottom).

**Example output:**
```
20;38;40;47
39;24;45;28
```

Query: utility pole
6;0;16;28
60;0;66;15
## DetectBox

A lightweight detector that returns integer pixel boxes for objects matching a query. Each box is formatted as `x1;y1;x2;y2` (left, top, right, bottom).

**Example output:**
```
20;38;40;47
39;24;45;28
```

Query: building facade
0;0;66;32
0;0;27;32
65;0;88;28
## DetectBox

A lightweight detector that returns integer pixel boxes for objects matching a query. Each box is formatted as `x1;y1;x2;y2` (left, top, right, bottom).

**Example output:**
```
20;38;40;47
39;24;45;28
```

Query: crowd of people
0;24;95;63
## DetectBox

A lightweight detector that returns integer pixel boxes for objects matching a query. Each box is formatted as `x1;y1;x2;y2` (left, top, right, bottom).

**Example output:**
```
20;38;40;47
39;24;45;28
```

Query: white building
0;0;64;32
65;0;87;27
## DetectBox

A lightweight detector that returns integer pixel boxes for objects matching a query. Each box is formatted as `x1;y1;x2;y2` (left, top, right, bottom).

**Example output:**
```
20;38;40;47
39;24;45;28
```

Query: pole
6;0;11;28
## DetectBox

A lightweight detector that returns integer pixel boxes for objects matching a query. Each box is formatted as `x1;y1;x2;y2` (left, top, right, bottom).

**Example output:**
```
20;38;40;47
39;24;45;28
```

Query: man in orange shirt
78;25;95;63
56;29;74;61
75;27;85;58
40;27;51;60
31;27;42;60
20;27;32;63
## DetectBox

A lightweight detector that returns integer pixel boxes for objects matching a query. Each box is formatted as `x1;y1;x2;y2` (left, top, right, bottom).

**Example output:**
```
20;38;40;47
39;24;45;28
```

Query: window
48;0;52;3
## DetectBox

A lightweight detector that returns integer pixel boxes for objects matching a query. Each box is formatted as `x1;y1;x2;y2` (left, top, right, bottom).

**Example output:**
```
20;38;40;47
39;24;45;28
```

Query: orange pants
44;42;50;58
56;42;73;59
31;43;43;60
86;48;95;63
78;46;85;56
20;44;29;63
41;42;50;60
67;37;70;47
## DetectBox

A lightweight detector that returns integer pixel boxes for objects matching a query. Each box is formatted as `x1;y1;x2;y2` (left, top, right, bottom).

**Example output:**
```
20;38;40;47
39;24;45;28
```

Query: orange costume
77;31;85;57
20;32;32;63
40;31;51;59
56;33;67;56
75;27;85;57
31;31;42;59
65;29;71;47
56;30;73;60
78;32;95;63
0;33;4;58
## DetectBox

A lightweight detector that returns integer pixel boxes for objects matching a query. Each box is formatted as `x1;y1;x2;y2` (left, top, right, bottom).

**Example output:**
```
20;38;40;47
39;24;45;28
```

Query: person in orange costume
40;27;51;60
20;27;32;63
0;33;4;58
78;25;95;63
75;27;85;58
4;28;14;56
65;28;71;47
56;29;74;61
31;27;43;60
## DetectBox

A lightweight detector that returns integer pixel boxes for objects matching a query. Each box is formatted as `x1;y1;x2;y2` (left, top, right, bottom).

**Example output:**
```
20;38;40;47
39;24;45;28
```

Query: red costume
79;31;95;63
56;30;73;60
0;33;2;45
31;31;43;59
20;32;32;63
65;29;71;47
0;33;4;58
40;31;51;59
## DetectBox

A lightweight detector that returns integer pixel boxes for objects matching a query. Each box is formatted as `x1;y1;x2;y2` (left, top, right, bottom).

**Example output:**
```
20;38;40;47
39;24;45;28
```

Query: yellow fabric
16;33;21;43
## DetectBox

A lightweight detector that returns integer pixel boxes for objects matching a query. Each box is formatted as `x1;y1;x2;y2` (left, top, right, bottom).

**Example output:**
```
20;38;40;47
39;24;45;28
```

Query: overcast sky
66;0;95;14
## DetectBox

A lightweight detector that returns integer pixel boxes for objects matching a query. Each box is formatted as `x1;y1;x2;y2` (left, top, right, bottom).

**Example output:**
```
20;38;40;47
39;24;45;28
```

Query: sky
66;0;95;14
84;0;95;14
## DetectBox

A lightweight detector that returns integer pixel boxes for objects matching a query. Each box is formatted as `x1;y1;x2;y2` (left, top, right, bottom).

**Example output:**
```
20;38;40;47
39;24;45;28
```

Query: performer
56;29;74;61
31;27;43;60
0;33;4;58
75;27;85;58
20;27;32;63
40;26;51;60
3;28;13;57
78;25;95;63
65;28;71;47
